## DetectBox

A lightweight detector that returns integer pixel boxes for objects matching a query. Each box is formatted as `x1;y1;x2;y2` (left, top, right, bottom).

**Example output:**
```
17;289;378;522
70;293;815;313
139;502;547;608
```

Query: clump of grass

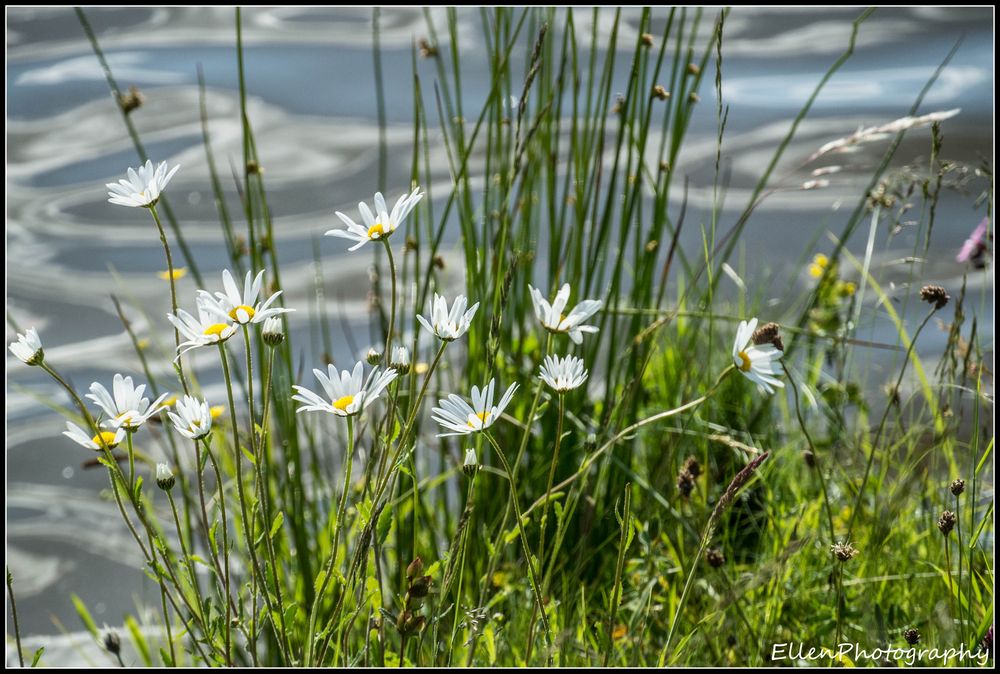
6;7;992;668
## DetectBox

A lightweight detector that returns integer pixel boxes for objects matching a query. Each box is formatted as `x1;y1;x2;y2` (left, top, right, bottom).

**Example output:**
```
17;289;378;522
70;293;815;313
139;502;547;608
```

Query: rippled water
5;6;993;662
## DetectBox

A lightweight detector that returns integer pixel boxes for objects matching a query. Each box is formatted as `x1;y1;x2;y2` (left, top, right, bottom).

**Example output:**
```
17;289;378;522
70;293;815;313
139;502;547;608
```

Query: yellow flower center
367;222;385;239
737;350;752;372
333;395;355;412
203;323;231;337
163;395;179;407
92;431;119;448
467;410;491;427
228;305;256;321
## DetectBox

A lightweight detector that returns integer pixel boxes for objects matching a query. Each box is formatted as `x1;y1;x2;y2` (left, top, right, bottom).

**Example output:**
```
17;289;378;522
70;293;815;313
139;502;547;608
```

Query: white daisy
167;300;238;359
529;283;602;344
416;293;479;342
106;160;180;208
732;317;785;395
432;379;518;437
86;374;171;431
198;268;293;326
63;421;125;451
325;187;424;251
167;395;213;440
9;327;43;366
292;361;398;417
539;354;589;393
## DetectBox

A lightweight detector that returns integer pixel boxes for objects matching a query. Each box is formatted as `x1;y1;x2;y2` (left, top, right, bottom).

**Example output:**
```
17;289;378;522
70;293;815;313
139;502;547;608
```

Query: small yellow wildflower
158;268;187;281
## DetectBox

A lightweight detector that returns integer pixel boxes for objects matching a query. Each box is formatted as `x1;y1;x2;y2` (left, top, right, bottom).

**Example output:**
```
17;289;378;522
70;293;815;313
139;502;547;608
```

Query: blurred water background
5;6;993;664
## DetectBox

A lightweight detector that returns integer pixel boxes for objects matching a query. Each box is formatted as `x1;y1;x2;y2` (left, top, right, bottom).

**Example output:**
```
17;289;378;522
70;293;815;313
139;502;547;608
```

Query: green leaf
31;647;45;667
484;625;497;665
269;512;285;539
70;594;99;637
132;476;144;502
125;615;152;665
376;507;393;545
159;647;174;667
240;445;257;465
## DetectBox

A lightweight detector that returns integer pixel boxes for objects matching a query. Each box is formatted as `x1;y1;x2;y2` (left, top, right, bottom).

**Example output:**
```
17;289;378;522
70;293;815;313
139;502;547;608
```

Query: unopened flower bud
366;348;383;366
406;557;424;580
463;448;479;477
102;627;122;655
652;85;670;101
262;317;285;347
155;463;175;491
390;346;411;375
904;628;921;645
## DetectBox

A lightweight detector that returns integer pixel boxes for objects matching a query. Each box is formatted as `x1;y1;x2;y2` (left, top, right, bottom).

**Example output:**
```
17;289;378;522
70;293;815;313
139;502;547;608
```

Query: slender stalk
846;307;937;539
526;391;564;659
484;432;551;650
382;239;398;365
305;415;356;666
166;489;200;600
217;342;264;659
125;430;136;486
194;438;233;663
6;568;25;667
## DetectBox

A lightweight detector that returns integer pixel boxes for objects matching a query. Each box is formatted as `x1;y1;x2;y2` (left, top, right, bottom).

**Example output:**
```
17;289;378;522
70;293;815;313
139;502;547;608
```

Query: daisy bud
101;627;122;655
9;327;44;366
919;284;949;309
652;85;670;101
831;540;859;562
705;548;726;568
390;346;411;375
155;463;175;491
903;628;921;645
950;478;965;496
687;63;701;76
689;92;701;103
937;510;956;536
640;32;654;47
463;448;479;477
366;348;383;366
262;317;285;347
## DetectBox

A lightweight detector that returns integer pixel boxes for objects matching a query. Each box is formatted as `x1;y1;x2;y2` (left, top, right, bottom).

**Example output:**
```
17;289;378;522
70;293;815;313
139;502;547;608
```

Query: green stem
217;342;263;659
6;568;25;667
383;239;398;365
484;431;551;649
194;438;233;663
846;307;936;539
305;415;356;666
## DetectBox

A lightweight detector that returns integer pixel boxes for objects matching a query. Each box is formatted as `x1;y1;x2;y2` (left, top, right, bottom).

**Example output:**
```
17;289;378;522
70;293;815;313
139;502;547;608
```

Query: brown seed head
919;284;949;309
937;510;956;536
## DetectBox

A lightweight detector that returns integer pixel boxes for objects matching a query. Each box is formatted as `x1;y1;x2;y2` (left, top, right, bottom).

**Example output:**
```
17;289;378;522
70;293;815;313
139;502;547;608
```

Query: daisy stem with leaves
483;431;551;647
537;392;564;584
216;341;268;659
194;437;234;663
304;415;354;667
